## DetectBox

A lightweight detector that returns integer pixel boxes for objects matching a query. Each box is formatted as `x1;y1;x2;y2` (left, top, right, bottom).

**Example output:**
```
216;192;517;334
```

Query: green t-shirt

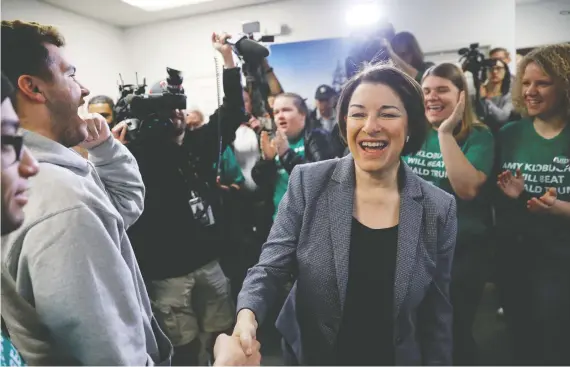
403;126;495;237
217;147;245;186
273;137;305;219
496;118;570;243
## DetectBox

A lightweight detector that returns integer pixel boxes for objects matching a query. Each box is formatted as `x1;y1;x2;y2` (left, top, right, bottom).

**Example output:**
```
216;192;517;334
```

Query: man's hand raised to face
79;113;112;150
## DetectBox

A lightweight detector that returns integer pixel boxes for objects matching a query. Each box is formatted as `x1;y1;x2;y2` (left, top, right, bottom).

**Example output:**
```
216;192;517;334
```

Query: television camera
114;34;272;142
226;32;273;121
458;43;497;100
114;68;187;142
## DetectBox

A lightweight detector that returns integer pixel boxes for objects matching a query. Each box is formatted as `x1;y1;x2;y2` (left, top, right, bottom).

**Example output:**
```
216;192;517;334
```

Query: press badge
189;196;215;226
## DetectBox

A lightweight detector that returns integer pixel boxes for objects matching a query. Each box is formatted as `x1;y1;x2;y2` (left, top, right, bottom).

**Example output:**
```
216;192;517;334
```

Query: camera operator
383;31;435;83
126;32;246;366
345;20;396;79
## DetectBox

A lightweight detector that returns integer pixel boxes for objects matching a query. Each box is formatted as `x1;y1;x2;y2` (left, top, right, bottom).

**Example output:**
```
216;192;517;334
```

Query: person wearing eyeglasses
1;72;39;367
478;59;514;132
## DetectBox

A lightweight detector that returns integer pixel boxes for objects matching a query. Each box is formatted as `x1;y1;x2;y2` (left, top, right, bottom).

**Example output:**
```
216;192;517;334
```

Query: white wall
516;0;570;48
123;0;516;113
1;0;128;105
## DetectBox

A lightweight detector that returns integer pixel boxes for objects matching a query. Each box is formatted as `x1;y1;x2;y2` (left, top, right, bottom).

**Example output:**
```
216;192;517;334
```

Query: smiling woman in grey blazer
233;64;458;366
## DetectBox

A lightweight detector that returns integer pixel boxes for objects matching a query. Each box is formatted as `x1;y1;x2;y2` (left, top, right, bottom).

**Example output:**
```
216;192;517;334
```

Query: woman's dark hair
88;95;115;109
491;59;511;96
337;63;429;156
390;32;425;71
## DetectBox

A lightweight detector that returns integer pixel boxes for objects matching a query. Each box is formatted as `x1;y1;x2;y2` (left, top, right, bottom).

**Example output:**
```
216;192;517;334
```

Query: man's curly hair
512;43;570;119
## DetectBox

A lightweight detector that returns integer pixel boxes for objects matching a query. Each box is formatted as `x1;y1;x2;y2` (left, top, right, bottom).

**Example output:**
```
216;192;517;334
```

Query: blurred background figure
478;59;514;132
309;84;336;133
87;95;115;126
186;108;205;130
386;31;435;83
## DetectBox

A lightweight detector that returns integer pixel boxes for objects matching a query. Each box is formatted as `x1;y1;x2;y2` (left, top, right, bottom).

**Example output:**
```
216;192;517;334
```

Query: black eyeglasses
1;135;24;165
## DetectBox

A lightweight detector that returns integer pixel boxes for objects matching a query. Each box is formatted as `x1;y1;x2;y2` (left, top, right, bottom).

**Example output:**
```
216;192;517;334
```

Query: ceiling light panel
121;0;215;12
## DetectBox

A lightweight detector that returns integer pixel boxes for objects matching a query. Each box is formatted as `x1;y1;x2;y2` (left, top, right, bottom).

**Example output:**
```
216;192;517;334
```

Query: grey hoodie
1;130;172;365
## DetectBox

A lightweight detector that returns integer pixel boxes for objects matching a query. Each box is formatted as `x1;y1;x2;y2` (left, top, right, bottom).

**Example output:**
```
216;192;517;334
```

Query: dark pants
451;234;490;366
497;239;570;365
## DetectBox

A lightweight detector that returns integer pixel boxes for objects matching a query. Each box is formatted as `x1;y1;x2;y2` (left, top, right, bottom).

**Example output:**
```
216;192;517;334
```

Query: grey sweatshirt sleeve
483;94;514;124
25;205;150;366
88;136;145;228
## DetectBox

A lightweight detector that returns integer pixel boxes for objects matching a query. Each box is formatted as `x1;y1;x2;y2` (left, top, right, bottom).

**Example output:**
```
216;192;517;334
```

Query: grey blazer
237;155;457;365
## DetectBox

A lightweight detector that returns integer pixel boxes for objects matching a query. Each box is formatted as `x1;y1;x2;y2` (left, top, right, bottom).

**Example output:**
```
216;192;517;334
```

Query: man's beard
46;97;86;148
234;125;259;155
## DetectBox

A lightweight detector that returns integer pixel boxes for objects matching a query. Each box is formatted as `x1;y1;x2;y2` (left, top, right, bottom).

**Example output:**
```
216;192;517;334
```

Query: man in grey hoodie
1;20;172;365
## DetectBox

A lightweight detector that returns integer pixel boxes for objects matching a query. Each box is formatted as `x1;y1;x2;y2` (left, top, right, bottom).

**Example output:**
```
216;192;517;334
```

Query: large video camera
228;34;272;120
114;68;187;142
459;43;497;86
458;43;497;117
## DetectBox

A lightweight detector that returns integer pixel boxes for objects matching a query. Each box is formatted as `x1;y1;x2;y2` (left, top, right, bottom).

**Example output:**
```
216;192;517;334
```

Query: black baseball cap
315;85;335;100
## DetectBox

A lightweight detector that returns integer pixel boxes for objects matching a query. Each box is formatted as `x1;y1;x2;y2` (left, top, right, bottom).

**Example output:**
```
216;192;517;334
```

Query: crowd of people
1;17;569;367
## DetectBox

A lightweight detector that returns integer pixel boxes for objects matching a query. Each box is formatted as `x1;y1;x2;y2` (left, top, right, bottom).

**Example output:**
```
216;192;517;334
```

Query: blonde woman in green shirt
495;44;570;366
403;63;495;366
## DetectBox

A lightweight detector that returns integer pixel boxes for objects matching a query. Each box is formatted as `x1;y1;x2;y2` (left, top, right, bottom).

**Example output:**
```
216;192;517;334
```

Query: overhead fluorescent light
346;3;383;29
121;0;214;12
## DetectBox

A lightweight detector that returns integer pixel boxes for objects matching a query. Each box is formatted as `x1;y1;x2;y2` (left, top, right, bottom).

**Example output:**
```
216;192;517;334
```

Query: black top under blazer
237;155;458;365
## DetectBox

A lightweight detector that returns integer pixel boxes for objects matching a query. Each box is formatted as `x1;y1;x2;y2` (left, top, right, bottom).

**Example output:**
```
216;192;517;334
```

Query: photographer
344;20;396;79
383;31;434;83
126;32;246;366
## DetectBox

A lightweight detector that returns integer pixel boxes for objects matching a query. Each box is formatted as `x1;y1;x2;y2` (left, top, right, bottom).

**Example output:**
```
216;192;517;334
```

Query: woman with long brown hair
404;63;495;365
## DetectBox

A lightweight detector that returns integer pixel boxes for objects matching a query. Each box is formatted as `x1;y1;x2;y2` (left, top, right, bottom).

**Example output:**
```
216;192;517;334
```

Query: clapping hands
497;169;525;199
527;187;557;214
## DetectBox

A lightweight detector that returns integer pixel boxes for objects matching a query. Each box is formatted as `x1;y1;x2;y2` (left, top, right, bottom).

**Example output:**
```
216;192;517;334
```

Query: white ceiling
38;0;285;28
36;0;568;28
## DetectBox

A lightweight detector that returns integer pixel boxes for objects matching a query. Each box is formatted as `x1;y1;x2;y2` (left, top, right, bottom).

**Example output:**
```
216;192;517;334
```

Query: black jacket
127;67;247;281
251;127;335;211
307;110;347;158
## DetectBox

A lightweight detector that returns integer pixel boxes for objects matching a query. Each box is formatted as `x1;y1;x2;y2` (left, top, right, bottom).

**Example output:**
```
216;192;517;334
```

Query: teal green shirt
404;126;495;237
496;118;570;241
215;147;245;186
273;137;305;219
1;331;26;366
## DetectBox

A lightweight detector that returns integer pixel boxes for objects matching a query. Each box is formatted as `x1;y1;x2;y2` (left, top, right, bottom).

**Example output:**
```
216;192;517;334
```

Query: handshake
214;310;261;366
